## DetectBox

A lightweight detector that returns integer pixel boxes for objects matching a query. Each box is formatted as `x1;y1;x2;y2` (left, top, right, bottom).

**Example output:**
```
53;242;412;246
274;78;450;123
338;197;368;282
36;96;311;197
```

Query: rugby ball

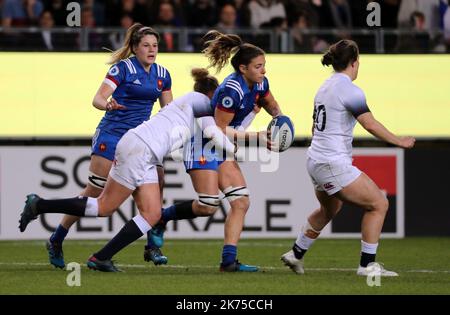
267;115;295;152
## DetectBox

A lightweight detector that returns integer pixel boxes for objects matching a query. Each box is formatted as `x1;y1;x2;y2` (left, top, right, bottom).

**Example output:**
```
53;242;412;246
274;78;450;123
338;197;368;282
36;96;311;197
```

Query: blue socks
221;245;237;266
50;224;69;244
161;205;177;223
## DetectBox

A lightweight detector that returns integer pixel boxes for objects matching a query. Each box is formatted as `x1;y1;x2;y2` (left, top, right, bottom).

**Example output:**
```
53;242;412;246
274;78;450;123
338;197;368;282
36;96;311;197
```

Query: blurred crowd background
1;0;450;53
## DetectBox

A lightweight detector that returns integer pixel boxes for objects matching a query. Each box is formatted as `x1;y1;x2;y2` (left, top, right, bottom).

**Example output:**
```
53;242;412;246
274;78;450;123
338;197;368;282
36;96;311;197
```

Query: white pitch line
1;241;291;247
0;262;449;274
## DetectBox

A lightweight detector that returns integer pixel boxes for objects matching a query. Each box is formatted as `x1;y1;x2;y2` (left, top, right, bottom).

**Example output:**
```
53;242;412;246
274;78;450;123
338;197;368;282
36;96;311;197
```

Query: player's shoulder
152;62;170;78
118;57;138;74
335;76;365;101
222;75;244;101
346;81;366;101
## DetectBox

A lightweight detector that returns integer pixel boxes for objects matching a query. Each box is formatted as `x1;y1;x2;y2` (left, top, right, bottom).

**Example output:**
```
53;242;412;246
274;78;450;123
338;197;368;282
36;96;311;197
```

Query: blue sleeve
163;70;172;91
215;87;242;113
105;61;127;88
343;87;370;118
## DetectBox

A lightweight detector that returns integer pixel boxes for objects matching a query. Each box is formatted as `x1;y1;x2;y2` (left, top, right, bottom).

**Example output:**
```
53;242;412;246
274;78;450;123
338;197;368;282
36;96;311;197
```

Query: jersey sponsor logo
133;79;142;85
157;79;163;91
221;96;234;109
108;65;119;76
323;182;335;190
99;143;107;152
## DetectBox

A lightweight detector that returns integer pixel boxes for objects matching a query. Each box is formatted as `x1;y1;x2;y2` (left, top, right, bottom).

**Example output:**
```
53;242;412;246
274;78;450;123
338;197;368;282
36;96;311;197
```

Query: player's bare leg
282;191;342;274
46;155;111;268
336;173;397;276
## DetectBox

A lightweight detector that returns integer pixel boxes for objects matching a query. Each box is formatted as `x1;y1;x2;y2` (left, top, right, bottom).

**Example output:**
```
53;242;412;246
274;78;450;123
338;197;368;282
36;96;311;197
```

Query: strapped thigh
223;186;249;203
88;171;107;189
198;194;220;209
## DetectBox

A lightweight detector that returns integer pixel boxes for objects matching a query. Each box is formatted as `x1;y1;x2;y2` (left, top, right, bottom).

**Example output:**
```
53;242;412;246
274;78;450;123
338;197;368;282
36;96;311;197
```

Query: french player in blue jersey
147;31;283;272
44;23;173;269
19;69;238;272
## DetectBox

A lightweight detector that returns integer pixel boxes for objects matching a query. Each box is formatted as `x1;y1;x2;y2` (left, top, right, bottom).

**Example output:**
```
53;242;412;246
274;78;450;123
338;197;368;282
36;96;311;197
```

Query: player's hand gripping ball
267;115;295;152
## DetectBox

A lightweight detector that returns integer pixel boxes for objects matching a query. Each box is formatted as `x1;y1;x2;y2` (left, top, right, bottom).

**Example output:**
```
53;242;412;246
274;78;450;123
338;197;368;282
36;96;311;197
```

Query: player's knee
223;186;250;211
379;196;389;213
369;196;389;214
197;203;218;216
197;194;221;216
141;210;161;226
231;196;250;213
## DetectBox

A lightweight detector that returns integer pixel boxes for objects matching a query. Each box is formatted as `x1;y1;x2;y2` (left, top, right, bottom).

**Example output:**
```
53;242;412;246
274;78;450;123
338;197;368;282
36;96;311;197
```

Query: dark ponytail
321;39;359;72
202;30;265;73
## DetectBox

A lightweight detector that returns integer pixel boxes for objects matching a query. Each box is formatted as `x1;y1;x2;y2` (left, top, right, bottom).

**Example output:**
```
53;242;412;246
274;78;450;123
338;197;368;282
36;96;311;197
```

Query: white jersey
307;73;370;163
130;91;234;163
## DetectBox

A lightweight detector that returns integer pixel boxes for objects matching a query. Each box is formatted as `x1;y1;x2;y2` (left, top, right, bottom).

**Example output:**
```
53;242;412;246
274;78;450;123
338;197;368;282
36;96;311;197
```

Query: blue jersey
99;56;171;136
211;72;269;128
183;73;270;172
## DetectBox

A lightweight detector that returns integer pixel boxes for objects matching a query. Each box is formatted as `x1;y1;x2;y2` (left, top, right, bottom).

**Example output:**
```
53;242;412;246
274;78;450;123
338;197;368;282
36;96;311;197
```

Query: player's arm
258;91;282;118
197;116;236;154
159;70;173;108
240;105;262;130
92;83;126;111
357;112;415;148
345;87;415;149
215;107;259;142
159;90;173;108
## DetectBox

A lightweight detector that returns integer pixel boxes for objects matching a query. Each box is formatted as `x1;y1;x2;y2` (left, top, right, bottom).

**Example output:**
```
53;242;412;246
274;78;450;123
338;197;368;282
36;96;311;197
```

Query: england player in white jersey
19;69;236;272
281;40;415;277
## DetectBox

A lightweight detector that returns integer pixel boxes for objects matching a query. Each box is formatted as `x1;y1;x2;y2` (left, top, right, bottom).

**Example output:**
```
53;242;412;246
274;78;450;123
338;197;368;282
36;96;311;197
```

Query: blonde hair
108;23;160;65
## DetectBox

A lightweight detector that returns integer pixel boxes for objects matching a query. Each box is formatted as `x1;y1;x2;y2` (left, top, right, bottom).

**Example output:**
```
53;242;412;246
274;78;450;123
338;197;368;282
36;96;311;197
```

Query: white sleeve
196;117;235;155
240;111;256;130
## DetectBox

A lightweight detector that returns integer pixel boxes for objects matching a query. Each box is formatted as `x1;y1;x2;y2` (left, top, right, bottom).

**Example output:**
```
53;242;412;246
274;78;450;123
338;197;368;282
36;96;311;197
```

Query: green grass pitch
0;238;449;295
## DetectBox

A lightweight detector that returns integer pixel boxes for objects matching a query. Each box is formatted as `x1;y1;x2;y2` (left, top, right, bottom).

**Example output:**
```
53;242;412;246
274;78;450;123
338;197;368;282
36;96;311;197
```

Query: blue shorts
91;128;122;161
183;138;223;172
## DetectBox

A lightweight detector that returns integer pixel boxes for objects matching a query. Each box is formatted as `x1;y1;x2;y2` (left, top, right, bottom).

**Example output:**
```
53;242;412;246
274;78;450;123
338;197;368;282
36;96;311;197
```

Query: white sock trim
84;197;99;217
296;233;316;250
361;240;378;255
132;214;152;234
302;220;322;234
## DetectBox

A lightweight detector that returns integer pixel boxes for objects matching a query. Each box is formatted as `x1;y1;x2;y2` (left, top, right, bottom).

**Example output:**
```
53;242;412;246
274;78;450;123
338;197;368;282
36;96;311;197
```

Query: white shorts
306;157;361;195
109;132;159;190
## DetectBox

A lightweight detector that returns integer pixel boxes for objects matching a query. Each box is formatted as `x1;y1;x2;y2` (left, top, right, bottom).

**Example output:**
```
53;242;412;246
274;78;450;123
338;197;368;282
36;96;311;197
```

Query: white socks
295;220;321;250
84;197;99;217
361;240;378;254
132;214;152;234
